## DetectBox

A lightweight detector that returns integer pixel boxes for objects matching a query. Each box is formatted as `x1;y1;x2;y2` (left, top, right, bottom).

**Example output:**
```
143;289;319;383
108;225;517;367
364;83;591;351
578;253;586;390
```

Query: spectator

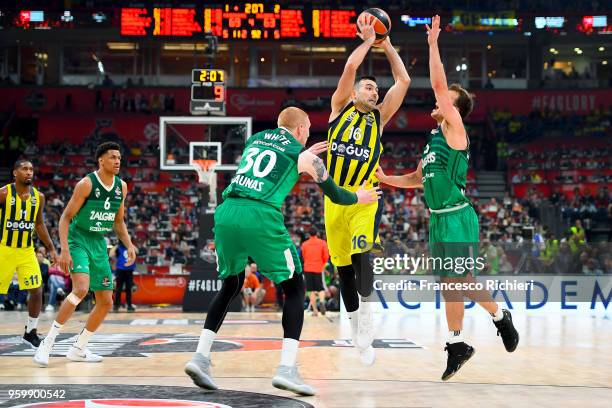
45;264;70;312
242;263;265;312
300;227;329;316
111;241;137;313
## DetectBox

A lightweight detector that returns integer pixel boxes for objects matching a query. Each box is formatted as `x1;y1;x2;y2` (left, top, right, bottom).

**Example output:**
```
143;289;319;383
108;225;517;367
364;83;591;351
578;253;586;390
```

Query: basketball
357;8;391;44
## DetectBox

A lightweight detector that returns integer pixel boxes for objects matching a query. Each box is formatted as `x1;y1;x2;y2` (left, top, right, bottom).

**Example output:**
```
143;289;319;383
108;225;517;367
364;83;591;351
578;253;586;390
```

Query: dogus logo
330;142;371;162
5;220;35;231
13;399;233;407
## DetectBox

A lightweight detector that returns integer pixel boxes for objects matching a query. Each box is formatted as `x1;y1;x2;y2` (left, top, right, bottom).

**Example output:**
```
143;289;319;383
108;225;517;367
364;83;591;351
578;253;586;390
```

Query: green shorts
68;226;113;291
214;198;302;284
429;203;479;277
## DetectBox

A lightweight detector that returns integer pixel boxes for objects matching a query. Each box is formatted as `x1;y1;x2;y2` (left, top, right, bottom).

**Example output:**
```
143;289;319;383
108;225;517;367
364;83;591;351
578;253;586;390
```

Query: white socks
74;328;94;350
447;330;464;344
492;307;504;322
196;329;216;358
46;321;63;342
280;338;299;367
349;311;359;333
26;316;38;333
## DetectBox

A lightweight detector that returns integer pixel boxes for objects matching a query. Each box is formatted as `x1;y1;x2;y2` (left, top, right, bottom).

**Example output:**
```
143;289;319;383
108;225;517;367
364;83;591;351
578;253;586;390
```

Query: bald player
184;107;380;396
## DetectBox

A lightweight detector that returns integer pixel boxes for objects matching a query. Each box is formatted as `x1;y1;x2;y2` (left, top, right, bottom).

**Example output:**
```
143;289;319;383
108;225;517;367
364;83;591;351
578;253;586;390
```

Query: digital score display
192;68;225;83
121;7;201;36
120;5;357;40
204;3;307;40
190;69;226;115
312;9;356;38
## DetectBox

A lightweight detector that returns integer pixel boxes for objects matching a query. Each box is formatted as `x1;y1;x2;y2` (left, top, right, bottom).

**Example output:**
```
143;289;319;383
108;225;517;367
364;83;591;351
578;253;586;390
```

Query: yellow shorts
0;244;42;294
324;196;383;267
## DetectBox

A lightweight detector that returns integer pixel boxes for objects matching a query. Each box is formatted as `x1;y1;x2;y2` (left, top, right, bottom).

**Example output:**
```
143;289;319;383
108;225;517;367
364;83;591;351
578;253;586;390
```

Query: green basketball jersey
222;127;303;210
421;126;470;210
71;172;123;235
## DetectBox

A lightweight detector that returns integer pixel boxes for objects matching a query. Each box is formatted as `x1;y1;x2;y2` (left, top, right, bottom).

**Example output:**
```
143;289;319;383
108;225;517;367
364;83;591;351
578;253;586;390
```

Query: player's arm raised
298;150;380;205
34;193;58;265
330;17;376;120
378;37;411;127
426;15;466;150
58;177;92;273
376;161;423;189
113;181;136;266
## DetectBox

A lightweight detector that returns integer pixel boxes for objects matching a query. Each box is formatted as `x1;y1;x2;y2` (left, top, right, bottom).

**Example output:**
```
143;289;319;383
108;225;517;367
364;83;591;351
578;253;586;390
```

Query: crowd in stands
487;107;611;145
95;88;177;114
508;145;611;171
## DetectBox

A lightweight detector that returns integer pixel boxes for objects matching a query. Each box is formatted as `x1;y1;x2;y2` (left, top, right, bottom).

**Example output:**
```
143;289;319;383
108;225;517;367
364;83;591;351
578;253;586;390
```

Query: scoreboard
120;4;357;40
190;69;226;116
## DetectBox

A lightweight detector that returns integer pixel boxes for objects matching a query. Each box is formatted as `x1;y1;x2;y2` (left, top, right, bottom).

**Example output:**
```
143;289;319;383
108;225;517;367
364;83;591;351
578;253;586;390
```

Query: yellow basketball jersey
0;184;40;248
327;102;382;190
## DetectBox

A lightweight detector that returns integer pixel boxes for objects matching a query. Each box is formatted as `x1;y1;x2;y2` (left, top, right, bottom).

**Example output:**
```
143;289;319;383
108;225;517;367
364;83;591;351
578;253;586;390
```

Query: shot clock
190;68;226;116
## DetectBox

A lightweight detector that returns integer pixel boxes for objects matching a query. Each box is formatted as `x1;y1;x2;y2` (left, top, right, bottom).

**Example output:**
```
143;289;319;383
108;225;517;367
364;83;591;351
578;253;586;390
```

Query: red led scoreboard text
120;4;357;39
121;7;201;36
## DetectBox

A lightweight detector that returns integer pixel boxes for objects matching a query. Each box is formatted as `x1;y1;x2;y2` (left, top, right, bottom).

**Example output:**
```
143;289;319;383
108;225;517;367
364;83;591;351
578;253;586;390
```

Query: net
193;159;217;185
193;159;218;208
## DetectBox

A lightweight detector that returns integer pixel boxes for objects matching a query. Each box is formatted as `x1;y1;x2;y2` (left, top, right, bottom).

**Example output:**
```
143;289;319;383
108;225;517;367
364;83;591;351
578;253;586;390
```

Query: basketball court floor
0;307;610;407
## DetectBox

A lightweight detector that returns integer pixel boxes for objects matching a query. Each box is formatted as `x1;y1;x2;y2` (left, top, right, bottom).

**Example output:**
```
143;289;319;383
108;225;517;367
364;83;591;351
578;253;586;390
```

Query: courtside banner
363;242;611;308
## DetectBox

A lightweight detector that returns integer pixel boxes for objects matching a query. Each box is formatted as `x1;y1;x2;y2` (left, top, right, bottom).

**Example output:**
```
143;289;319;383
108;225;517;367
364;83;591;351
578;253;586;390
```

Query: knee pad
66;293;83;306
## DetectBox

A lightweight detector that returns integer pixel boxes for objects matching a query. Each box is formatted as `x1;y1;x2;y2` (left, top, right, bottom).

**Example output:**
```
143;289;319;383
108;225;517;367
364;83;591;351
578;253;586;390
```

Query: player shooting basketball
376;15;519;380
0;159;58;348
325;11;410;365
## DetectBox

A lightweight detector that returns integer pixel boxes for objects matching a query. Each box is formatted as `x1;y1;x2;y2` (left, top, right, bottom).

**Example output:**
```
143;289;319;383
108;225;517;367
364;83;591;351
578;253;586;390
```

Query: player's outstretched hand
357;14;376;45
125;244;137;266
425;15;441;45
356;181;382;204
49;250;59;267
59;250;73;274
375;36;392;49
306;141;328;156
375;167;389;184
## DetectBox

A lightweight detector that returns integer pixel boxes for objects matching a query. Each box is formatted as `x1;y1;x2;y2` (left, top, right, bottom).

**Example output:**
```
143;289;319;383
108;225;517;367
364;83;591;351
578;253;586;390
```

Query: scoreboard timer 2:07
190;69;226;115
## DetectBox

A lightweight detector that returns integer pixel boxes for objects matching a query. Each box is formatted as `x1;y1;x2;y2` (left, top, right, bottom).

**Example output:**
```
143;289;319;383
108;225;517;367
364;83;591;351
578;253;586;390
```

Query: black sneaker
113;305;120;313
493;309;519;352
23;327;42;348
320;302;326;316
441;342;475;381
127;305;135;313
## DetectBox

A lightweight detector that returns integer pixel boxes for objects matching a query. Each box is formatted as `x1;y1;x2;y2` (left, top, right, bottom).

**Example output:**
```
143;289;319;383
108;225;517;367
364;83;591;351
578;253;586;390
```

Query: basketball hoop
193;159;217;185
193;159;218;208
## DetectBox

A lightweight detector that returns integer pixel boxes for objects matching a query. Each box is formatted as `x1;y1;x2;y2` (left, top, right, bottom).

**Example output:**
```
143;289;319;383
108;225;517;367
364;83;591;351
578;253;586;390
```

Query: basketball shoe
442;342;475;381
66;345;103;362
493;309;519;352
272;365;316;396
185;354;218;390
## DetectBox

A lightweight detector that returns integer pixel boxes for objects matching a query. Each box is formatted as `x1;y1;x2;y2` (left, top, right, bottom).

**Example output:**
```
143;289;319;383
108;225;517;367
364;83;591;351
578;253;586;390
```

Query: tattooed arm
297;151;380;205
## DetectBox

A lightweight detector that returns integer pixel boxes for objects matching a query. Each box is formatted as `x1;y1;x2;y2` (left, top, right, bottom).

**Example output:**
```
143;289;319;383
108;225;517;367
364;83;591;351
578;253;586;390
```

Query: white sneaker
44;304;54;312
184;353;218;390
66;346;103;363
357;300;375;350
272;365;316;396
359;345;376;366
33;337;54;367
